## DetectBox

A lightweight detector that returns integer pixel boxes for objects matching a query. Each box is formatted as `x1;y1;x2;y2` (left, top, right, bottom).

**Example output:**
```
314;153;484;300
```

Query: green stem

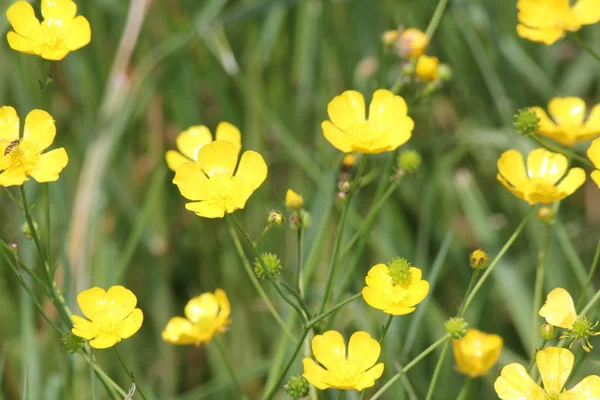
319;156;366;314
90;349;98;400
0;239;49;293
297;227;305;300
570;33;600;65
229;214;308;323
81;352;127;398
576;238;600;311
526;339;546;373
280;280;312;317
45;183;51;267
424;340;450;400
460;206;534;316
531;222;554;356
225;218;298;343
113;346;148;400
213;337;249;400
531;135;594;168
370;335;451;399
359;315;394;400
457;269;481;316
579;287;600;316
456;377;473;400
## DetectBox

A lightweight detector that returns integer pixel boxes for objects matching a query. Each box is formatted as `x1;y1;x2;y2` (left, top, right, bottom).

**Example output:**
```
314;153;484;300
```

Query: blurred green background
1;0;600;399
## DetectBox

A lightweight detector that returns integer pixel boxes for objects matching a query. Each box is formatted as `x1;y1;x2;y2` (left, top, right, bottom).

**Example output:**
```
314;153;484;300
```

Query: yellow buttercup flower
71;286;143;349
162;289;231;346
494;347;600;399
0;106;68;187
398;28;428;58
173;140;267;218
588;138;600;188
496;148;585;204
285;189;304;209
530;98;600;146
6;0;91;60
302;330;384;391
415;55;439;81
362;260;429;315
539;288;577;329
165;122;242;172
516;0;600;45
452;329;503;378
321;89;413;154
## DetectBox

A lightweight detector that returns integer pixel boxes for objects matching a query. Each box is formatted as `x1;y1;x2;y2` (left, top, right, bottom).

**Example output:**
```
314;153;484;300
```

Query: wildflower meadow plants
1;0;600;399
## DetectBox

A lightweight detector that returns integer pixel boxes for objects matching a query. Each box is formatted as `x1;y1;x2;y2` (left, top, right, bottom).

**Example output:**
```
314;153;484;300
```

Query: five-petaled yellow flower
398;28;428;58
173;140;267;218
302;330;384;391
415;55;439;81
362;261;429;315
162;289;231;346
165;122;242;172
516;0;600;45
494;347;600;399
321;89;414;154
530;97;600;147
588;138;600;188
71;286;143;349
6;0;91;60
539;288;577;329
0;106;68;186
452;329;503;378
285;189;304;209
497;148;585;204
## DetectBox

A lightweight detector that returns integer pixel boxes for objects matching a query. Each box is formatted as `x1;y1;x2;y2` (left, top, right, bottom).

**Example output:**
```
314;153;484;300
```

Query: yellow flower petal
165;150;190;172
536;347;573;394
235;150;268;191
516;24;565;45
185;293;219;324
71;315;99;340
65;15;91;51
215;122;242;153
106;285;138;318
214;288;231;331
312;330;346;370
572;0;600;25
7;2;40;38
404;279;429;307
548;97;587;128
23;109;56;152
526;148;568;183
531;106;560;134
416;55;439;81
354;363;384;391
115;308;143;339
285;189;304;209
453;329;503;378
581;104;600;141
0;106;20;141
327;90;366;132
89;333;121;349
197;140;238;176
302;358;329;390
41;0;77;21
588;138;600;169
29;148;68;182
172;162;209;201
77;287;108;319
0;169;28;186
6;31;35;54
563;375;600;399
185;201;226;218
321;120;352;153
40;45;70;61
494;363;546;400
592;170;600;188
176;125;213;161
347;331;381;371
368;89;413;150
539;288;577;329
162;316;202;345
497;150;528;188
555;167;586;197
497;173;526;201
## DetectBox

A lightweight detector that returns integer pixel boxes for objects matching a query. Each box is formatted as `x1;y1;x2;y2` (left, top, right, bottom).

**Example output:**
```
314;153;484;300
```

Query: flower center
204;173;247;211
1;142;38;173
545;391;561;400
348;122;388;150
330;360;363;384
33;22;69;54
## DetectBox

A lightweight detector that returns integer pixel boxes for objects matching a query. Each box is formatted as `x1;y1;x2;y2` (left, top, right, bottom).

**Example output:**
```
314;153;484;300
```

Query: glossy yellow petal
531;106;557;132
41;0;77;21
516;24;565;45
165;150;189;172
173;162;209;201
22;110;56;152
526;181;564;204
497;150;528;188
580;104;600;141
537;347;573;394
404;280;429;307
71;315;99;340
40;46;70;61
563;375;600;399
0;169;28;186
549;98;586;127
322;120;352;153
302;358;330;390
115;308;143;339
587;138;600;169
106;285;138;318
453;329;503;378
362;286;388;311
416;55;439;81
539;288;577;329
364;263;392;290
215;122;242;153
65;16;91;51
89;333;121;349
235;150;268;191
7;2;40;37
384;304;416;315
214;289;231;331
185;201;226;218
556;167;586;197
197;140;238;177
497;173;526;201
29;148;68;182
77;287;107;319
592;170;600;188
312;330;346;370
0;106;20;141
327;90;366;132
347;331;381;371
526;148;568;183
572;0;600;25
285;189;304;209
368;89;413;150
354;363;384;391
185;293;219;324
6;31;35;54
176;126;212;161
494;363;546;400
162;317;202;345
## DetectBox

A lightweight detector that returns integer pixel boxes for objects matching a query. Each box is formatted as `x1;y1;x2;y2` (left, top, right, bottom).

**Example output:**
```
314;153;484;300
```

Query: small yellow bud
537;207;554;222
342;154;356;169
415;55;440;81
285;189;304;209
267;211;284;226
470;249;489;270
540;323;557;341
398;28;429;58
382;30;399;47
338;180;351;193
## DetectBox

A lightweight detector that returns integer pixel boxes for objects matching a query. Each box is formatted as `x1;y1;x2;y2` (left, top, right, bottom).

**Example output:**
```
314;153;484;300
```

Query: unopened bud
398;28;428;58
291;210;311;230
284;375;309;398
267;211;284;226
22;221;40;240
514;109;539;137
254;252;283;279
445;317;469;339
382;30;399;47
62;333;85;354
285;189;304;209
397;150;422;174
470;249;489;270
537;207;554;223
415;55;440;81
540;324;557;341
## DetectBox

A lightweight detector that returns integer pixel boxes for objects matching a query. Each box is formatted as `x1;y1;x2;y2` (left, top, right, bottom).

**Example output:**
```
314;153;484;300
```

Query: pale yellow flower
415;55;439;81
453;329;503;378
588;138;600;188
539;288;577;329
398;28;428;58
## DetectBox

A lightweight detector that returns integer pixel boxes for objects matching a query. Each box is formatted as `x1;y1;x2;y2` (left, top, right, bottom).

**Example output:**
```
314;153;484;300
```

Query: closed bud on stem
284;375;309;398
291;210;311;230
537;207;554;223
438;64;452;81
285;189;304;209
338;180;351;193
254;252;283;279
381;30;399;47
342;154;356;170
267;211;284;226
397;150;422;174
540;323;557;341
470;249;489;270
22;221;40;240
62;333;85;354
514;109;539;137
445;317;469;339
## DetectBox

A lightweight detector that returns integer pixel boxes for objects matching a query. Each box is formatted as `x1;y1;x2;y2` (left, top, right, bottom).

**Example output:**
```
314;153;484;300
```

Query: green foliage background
1;0;599;399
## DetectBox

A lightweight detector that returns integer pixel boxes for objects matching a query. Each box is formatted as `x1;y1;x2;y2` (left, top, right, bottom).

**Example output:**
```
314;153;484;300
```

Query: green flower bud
388;257;412;285
470;249;489;270
397;150;422;174
22;221;40;240
514;108;539;137
254;252;283;279
438;64;452;81
62;333;86;354
291;210;311;230
338;180;351;193
284;375;309;398
540;323;557;341
268;211;284;226
445;317;469;339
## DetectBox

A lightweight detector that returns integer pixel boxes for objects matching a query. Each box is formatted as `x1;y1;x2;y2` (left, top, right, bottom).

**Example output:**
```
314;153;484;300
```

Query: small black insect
4;139;20;156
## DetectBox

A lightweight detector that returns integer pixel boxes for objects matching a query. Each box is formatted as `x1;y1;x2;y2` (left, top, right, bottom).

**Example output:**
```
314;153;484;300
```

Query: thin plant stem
424;339;450;400
225;218;297;343
579;287;600;316
370;335;451;399
576;238;600;311
213;337;249;400
359;315;394;400
45;183;51;266
297;227;305;299
90;349;98;400
0;239;49;293
457;269;481;316
456;377;473;400
526;339;546;373
113;346;148;400
460;206;534;316
81;351;126;398
319;156;367;314
531;135;594;168
570;33;600;65
229;213;308;324
531;222;554;356
280;280;312;317
336;390;345;400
